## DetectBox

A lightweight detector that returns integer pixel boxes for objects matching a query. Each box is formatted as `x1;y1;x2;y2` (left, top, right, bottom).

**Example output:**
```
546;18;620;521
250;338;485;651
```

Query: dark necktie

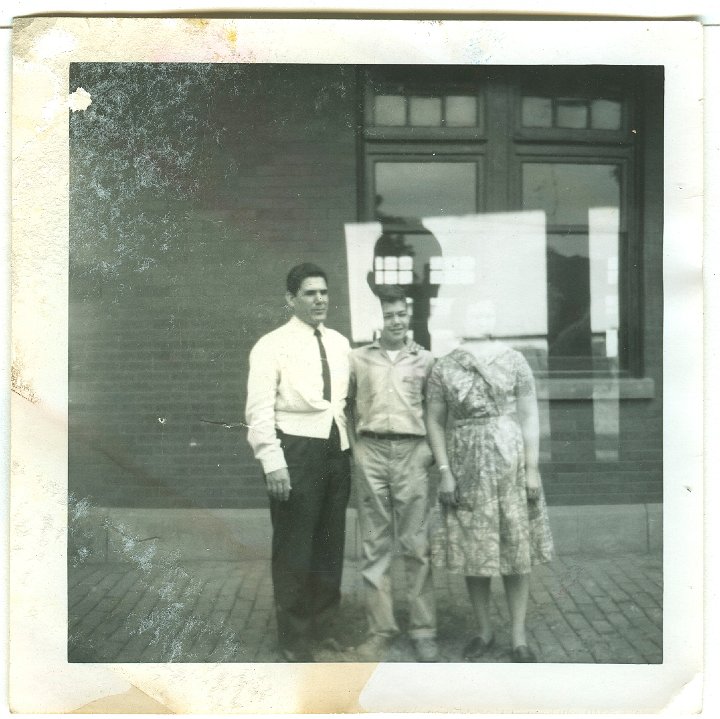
314;328;332;402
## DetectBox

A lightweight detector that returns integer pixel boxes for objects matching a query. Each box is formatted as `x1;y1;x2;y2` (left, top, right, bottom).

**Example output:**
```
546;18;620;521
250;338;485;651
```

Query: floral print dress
427;345;554;576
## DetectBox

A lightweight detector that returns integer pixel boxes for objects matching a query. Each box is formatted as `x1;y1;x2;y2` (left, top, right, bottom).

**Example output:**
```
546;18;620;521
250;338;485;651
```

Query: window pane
522;163;620;226
409;96;442;126
375;162;478;218
523;163;620;373
522;96;553;127
556;99;588;128
591;99;622;130
546;232;593;359
545;227;620;369
445;95;477;126
523;164;621;373
374;95;406;125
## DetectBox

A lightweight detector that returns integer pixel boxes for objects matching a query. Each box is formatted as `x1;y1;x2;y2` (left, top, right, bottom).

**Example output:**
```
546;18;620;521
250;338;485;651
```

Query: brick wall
69;63;359;508
69;63;663;509
539;399;662;505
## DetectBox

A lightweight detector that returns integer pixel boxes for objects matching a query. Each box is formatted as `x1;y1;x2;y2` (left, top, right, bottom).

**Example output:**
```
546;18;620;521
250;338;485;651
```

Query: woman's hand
525;465;541;503
438;467;458;506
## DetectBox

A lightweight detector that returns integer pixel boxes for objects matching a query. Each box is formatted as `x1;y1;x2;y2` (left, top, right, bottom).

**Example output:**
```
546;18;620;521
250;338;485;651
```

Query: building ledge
537;377;656;401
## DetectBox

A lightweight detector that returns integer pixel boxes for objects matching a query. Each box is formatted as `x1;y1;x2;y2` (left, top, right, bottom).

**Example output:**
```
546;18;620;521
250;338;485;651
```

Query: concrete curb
69;503;662;563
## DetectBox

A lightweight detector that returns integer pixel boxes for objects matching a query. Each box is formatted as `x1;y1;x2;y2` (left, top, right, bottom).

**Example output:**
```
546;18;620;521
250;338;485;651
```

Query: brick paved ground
68;552;662;664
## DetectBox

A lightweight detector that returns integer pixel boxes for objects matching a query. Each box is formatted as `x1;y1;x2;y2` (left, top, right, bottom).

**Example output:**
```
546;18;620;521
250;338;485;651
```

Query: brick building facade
69;63;663;511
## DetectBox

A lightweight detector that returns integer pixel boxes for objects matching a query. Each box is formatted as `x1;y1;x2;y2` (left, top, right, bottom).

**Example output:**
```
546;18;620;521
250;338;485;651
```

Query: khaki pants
354;435;437;639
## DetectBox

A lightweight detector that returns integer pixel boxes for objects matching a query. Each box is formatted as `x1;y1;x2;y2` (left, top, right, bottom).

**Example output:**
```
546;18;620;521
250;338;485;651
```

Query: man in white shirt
246;263;352;662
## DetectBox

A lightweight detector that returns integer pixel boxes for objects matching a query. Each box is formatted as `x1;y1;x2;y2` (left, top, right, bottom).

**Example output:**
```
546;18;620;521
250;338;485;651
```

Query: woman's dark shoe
511;645;537;663
463;634;495;660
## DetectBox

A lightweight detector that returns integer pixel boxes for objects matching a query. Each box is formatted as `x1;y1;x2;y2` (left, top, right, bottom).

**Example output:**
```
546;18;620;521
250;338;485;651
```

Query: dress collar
451;344;508;372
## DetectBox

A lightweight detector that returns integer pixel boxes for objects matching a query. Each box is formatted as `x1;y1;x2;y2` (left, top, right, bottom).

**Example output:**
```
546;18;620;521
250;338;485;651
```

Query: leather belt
360;431;423;441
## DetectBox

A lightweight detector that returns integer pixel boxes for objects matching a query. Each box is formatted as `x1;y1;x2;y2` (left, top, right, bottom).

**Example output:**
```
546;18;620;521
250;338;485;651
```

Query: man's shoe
310;636;348;661
315;637;346;652
413;637;439;662
279;644;315;662
354;634;392;661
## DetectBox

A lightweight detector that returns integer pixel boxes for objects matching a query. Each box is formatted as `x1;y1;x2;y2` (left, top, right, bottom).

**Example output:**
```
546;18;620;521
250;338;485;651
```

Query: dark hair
377;285;407;307
286;263;328;296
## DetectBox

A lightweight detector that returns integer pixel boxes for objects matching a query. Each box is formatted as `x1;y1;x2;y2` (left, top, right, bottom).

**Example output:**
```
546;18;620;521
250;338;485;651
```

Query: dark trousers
269;424;351;649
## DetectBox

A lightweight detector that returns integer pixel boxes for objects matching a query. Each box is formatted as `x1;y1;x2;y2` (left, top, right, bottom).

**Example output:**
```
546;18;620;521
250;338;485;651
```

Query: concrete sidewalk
68;552;662;664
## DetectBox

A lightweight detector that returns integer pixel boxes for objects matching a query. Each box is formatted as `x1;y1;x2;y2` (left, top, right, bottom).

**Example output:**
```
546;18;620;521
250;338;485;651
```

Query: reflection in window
523;168;622;461
375;162;478;219
522;163;620;226
523;162;621;370
372;161;480;350
374;255;414;285
428;255;476;285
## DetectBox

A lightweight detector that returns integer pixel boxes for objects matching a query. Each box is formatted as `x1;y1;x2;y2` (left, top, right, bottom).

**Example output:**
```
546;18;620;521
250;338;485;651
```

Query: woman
425;301;553;662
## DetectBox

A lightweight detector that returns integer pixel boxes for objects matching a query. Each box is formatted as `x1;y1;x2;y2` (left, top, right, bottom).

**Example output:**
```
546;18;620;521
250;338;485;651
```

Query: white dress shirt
246;316;351;474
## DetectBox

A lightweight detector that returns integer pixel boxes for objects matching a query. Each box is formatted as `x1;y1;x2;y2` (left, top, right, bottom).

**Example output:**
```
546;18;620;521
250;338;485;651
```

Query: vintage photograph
67;61;663;664
9;16;703;715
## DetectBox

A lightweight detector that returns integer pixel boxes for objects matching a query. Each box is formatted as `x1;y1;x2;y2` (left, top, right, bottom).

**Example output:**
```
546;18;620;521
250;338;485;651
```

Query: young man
246;263;352;662
347;285;439;662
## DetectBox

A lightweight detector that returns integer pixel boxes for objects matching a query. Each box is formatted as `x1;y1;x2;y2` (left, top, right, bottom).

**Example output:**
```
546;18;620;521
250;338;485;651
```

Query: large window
357;66;648;379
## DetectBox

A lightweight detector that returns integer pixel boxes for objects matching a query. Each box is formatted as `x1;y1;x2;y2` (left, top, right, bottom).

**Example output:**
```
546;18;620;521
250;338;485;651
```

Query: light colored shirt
246;316;351;474
349;339;434;437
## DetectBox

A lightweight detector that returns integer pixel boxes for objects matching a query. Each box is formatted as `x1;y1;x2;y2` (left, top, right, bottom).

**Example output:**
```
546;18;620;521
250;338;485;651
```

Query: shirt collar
369;337;423;355
289;315;325;335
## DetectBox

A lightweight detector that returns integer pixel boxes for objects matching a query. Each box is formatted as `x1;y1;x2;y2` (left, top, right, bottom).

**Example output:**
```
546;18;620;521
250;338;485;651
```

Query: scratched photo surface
68;61;663;664
10;17;703;715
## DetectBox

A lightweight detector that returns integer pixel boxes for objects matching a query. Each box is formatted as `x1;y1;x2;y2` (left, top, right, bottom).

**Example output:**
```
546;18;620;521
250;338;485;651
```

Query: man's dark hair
377;285;408;307
286;263;328;296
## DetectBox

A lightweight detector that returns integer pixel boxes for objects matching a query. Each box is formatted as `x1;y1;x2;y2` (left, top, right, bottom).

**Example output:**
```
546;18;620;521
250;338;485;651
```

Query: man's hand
266;468;292;502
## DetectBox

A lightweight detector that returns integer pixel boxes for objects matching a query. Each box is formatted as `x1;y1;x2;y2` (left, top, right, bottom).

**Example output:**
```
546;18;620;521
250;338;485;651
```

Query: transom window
371;93;481;128
521;96;623;130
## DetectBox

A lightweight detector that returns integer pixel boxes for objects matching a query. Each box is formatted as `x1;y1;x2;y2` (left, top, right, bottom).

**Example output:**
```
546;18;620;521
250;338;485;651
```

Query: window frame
510;136;641;378
362;144;487;224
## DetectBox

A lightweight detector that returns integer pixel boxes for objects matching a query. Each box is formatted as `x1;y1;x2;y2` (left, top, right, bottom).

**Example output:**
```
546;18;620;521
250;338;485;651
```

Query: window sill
536;377;655;401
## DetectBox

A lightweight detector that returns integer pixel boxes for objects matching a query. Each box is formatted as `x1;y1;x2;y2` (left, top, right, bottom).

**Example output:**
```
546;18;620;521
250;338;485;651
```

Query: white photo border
9;17;703;714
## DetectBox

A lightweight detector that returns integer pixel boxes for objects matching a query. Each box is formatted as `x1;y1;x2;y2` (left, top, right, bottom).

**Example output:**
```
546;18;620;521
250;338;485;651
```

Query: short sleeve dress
427;344;554;577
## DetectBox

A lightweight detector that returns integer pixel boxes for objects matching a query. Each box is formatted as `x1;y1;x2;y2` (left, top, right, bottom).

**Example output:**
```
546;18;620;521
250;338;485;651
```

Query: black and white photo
9;17;704;714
